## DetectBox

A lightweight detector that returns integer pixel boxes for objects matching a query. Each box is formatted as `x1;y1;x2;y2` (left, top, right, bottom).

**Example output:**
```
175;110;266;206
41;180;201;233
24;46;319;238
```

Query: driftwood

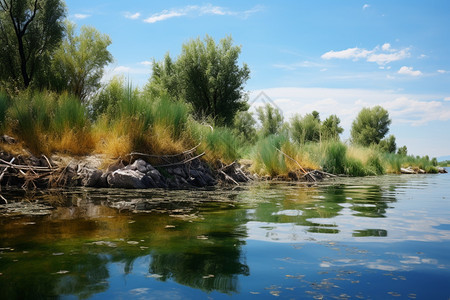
0;157;58;189
217;161;252;185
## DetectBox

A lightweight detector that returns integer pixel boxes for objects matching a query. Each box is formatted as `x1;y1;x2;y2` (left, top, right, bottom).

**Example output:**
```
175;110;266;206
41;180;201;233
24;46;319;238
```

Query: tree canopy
51;22;113;101
351;106;391;146
256;103;284;137
290;112;321;144
379;134;397;153
0;0;65;88
321;114;344;141
145;35;250;126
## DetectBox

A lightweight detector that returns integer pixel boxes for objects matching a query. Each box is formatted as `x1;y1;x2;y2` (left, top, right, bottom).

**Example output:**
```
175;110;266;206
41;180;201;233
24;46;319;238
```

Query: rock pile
77;158;217;189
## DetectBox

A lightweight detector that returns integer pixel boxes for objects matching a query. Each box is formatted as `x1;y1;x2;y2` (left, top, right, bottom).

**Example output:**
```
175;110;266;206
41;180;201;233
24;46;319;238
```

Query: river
0;171;449;299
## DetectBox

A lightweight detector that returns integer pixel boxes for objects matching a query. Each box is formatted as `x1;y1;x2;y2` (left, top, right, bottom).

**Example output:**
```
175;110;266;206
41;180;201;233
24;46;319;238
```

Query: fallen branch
275;148;308;174
219;170;239;186
129;143;201;159
155;152;205;168
0;158;56;171
0;157;15;184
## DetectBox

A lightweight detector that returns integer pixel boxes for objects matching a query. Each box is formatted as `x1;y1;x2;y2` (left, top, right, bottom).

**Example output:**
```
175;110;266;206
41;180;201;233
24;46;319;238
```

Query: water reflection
1;173;449;298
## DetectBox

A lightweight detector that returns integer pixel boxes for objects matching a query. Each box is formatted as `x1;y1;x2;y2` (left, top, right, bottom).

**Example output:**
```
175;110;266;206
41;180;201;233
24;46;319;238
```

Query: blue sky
65;0;450;158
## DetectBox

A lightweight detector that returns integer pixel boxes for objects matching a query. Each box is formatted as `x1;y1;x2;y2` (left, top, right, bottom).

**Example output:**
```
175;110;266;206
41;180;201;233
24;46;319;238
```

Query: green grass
322;141;347;175
252;134;288;176
153;96;190;139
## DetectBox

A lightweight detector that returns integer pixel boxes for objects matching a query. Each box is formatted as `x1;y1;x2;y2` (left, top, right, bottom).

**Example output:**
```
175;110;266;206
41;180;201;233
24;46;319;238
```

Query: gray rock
107;161;125;173
172;167;186;178
147;169;162;181
107;169;148;189
78;167;103;187
129;159;149;173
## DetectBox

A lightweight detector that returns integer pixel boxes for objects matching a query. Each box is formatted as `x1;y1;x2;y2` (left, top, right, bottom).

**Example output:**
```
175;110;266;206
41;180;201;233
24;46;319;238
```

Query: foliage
321;114;343;141
51;22;113;101
290;112;321;144
379;134;396;153
0;91;10;133
351;106;391;146
0;0;65;88
144;53;180;100
256;104;284;138
146;35;250;126
397;145;407;156
233;110;257;144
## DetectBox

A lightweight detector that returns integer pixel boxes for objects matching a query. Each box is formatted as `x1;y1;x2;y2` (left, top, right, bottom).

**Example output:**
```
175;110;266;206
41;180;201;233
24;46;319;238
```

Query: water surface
1;172;449;299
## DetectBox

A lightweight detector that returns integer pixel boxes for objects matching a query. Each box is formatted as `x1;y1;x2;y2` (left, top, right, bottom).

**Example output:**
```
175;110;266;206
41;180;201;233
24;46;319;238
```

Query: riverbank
0;144;446;195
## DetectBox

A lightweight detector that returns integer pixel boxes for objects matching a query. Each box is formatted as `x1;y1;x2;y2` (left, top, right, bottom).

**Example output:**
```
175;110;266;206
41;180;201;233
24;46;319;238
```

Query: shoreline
0;149;447;194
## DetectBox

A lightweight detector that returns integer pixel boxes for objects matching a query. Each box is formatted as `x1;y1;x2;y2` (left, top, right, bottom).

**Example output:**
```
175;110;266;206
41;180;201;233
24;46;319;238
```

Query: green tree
351;106;391;146
0;0;65;88
397;145;407;156
379;134;397;153
51;22;112;101
144;53;180;100
290;112;321;144
233;110;257;144
321;114;343;141
256;104;284;137
146;35;250;126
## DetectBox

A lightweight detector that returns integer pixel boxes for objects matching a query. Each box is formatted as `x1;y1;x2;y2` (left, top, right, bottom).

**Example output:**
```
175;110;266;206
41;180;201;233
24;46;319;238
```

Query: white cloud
144;10;185;23
363;4;370;10
124;12;141;20
381;43;391;51
398;66;422;77
321;47;372;61
321;44;410;65
444;97;450;101
140;61;153;66
143;4;262;23
437;69;448;74
367;48;410;65
74;14;90;19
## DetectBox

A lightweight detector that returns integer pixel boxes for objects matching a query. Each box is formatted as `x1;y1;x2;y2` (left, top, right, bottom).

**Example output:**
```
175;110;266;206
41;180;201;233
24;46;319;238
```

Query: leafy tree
146;35;250;126
233;110;257;144
431;157;438;166
256;103;284;137
51;22;112;101
397;145;407;156
351;106;391;146
144;53;180;100
321;114;343;141
0;0;65;88
290;112;321;144
379;134;397;153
